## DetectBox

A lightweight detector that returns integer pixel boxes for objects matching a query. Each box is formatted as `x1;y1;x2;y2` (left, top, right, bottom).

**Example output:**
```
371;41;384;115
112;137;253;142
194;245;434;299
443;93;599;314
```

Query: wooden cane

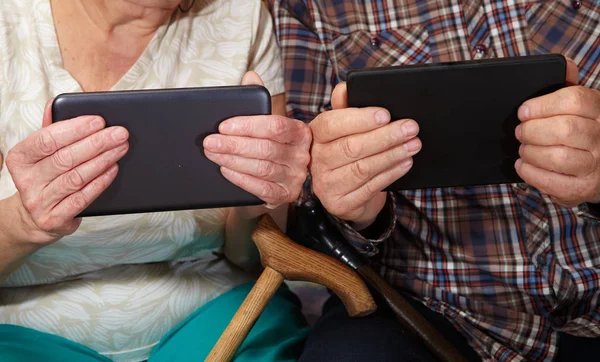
205;214;377;362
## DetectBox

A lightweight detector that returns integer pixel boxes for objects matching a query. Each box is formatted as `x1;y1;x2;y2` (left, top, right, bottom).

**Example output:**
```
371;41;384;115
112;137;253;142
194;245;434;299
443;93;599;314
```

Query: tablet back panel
52;86;269;217
347;54;566;190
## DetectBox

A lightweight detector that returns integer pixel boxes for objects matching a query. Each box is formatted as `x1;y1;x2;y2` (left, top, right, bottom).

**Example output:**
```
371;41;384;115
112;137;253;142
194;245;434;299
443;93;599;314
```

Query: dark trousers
299;293;599;362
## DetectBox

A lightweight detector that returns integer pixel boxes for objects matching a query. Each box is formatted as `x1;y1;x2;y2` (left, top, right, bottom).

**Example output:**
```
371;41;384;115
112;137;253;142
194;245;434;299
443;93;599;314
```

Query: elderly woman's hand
5;100;129;245
203;72;312;211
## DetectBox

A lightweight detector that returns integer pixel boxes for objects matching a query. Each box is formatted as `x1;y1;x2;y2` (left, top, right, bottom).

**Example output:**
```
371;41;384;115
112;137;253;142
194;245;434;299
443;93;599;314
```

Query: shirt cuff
326;192;397;257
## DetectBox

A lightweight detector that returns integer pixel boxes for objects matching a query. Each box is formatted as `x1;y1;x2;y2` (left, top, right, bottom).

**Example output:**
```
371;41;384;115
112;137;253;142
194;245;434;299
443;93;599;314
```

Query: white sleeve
247;1;285;97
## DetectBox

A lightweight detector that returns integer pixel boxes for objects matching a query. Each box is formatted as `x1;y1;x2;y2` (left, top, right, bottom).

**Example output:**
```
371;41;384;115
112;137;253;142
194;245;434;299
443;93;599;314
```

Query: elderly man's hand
310;83;422;230
516;59;600;207
203;72;311;209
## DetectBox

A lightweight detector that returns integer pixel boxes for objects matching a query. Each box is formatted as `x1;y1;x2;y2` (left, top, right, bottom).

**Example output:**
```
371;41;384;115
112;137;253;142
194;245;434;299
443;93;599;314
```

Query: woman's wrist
0;194;52;248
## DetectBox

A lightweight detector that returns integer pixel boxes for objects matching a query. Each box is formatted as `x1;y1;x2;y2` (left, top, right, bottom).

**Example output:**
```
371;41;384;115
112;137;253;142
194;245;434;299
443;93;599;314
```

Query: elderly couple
0;0;599;361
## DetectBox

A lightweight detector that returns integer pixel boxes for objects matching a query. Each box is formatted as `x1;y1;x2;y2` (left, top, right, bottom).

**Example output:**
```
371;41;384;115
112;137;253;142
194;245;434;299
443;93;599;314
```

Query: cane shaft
205;267;284;362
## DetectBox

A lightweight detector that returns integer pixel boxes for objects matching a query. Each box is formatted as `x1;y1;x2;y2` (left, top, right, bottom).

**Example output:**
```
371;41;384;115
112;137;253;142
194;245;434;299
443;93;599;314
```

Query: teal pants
0;283;309;361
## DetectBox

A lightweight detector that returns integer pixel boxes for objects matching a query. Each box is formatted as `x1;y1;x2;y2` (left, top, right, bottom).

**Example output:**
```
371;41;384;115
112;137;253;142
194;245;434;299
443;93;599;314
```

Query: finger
52;164;120;220
241;71;265;86
332;82;348;110
515;159;590;207
42;98;54;128
519;144;595;177
203;135;295;164
518;86;600;121
12;116;106;165
35;127;129;184
340;159;414;212
220;167;293;204
40;144;129;209
566;58;579;86
218;115;311;146
205;151;291;183
310;107;392;144
326;140;419;195
320;119;419;169
516;115;600;151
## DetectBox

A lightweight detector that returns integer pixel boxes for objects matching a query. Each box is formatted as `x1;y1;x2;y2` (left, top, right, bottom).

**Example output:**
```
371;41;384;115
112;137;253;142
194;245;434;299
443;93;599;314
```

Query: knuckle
36;217;57;232
69;193;88;210
350;160;370;180
559;117;577;139
563;87;585;111
270;116;288;135
551;148;570;167
293;169;308;186
314;113;333;140
294;150;311;169
22;197;37;214
239;118;252;134
89;131;107;149
63;169;85;190
259;182;274;198
300;124;313;145
51;148;75;170
259;140;276;159
341;137;361;159
36;131;58;155
222;138;237;153
257;160;274;178
5;149;19;171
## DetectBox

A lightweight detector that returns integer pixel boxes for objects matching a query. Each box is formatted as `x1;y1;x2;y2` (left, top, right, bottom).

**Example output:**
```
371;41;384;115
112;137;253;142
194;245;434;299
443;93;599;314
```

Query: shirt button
571;1;582;10
475;44;487;54
536;254;547;266
370;37;381;48
362;243;375;252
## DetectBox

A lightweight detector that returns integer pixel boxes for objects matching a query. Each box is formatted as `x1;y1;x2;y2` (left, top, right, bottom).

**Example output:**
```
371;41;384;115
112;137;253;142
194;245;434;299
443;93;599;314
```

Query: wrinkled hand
310;83;421;230
203;72;311;211
5;100;129;244
516;58;600;207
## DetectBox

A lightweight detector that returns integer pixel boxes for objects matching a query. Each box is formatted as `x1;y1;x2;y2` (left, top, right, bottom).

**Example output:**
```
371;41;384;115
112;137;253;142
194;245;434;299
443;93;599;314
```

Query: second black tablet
347;54;566;190
52;86;270;217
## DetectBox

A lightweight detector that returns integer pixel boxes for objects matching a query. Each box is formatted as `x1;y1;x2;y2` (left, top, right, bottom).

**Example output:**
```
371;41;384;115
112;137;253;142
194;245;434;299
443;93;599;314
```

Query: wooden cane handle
252;215;376;317
205;267;284;362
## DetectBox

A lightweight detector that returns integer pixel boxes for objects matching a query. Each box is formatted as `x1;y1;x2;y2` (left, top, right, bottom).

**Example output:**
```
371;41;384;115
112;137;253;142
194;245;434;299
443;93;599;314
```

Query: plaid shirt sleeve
267;0;334;122
269;0;396;255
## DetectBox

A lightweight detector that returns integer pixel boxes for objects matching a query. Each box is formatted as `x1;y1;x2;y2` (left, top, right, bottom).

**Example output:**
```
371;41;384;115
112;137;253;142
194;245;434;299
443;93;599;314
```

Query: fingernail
400;158;413;168
113;127;128;142
90;117;104;130
220;123;234;133
375;110;391;125
515;125;522;140
518;105;530;120
402;120;419;137
203;136;220;150
404;138;421;152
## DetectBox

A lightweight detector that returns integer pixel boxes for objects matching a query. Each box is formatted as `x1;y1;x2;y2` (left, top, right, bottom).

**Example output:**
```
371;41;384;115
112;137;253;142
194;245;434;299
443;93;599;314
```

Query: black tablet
52;86;270;217
347;54;566;190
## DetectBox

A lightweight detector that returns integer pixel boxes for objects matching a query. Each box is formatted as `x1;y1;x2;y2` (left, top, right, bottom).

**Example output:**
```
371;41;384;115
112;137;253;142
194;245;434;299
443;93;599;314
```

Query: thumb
241;71;265;86
331;82;348;110
566;57;579;86
42;98;54;128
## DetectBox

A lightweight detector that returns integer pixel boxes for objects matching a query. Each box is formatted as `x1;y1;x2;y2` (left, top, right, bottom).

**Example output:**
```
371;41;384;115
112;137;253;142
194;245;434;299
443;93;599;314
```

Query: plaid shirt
268;1;600;361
